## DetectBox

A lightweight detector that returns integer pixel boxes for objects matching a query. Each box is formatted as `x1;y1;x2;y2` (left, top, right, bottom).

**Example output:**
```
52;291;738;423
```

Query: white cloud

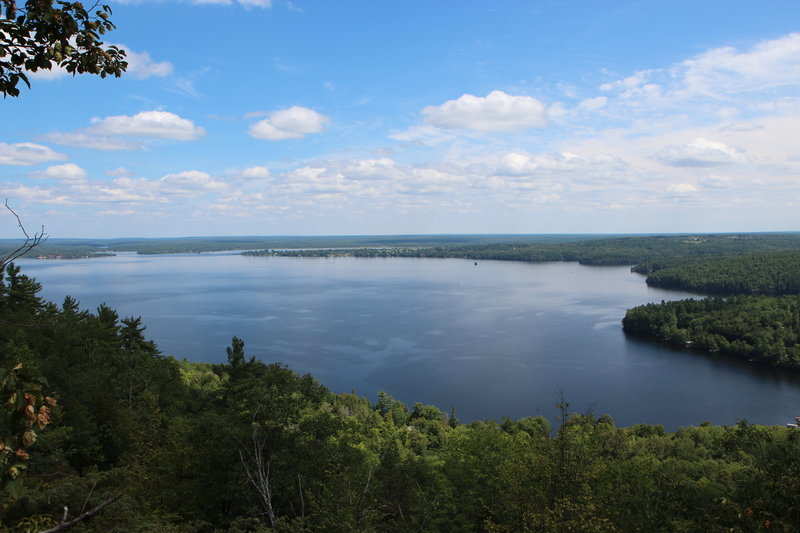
98;209;137;216
578;96;608;111
699;174;734;188
654;137;747;167
598;33;800;109
494;151;627;176
28;66;70;81
388;125;458;144
41;111;203;151
98;178;162;202
667;183;698;193
422;90;548;131
30;163;87;183
400;167;470;195
160;170;227;193
333;158;401;181
719;121;764;132
0;142;67;166
92;111;205;140
107;167;135;178
237;0;271;7
248;106;329;140
680;33;800;96
0;184;68;203
122;47;174;79
39;131;144;151
240;166;270;179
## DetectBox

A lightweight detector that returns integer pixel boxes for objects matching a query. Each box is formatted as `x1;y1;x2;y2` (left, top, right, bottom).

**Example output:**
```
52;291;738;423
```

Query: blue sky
2;1;800;238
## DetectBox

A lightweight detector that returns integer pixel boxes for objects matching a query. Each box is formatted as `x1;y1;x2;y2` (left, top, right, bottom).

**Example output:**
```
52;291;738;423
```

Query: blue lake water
18;253;800;428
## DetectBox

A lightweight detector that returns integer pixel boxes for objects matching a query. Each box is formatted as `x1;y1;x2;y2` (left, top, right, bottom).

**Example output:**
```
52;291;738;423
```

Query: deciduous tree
0;0;126;97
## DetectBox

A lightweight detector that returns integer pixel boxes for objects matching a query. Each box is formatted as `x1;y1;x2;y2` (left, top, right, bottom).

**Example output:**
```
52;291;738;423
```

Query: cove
18;253;800;428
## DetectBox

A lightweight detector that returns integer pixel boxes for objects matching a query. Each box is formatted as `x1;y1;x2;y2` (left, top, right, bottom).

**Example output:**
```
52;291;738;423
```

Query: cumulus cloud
578;96;608;111
30;163;87;182
667;183;698;193
654;137;747;167
39;132;144;151
160;170;227;194
41;111;203;151
240;166;270;179
680;33;800;96
494;151;627;176
248;106;329;140
422;90;548;131
279;166;362;197
399;167;470;195
122;47;174;79
332;158;401;181
0;142;67;166
599;70;658;95
91;111;205;140
0;184;68;203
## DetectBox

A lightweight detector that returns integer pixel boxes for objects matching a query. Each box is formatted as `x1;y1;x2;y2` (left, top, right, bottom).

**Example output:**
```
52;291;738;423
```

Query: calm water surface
19;254;800;428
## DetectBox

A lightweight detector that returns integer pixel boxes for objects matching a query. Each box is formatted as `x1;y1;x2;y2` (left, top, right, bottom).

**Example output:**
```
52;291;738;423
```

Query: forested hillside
622;250;800;368
623;296;800;367
643;251;800;295
3;263;800;532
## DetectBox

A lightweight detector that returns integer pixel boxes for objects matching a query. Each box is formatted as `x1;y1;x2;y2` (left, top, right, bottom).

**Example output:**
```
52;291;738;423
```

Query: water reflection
19;254;800;428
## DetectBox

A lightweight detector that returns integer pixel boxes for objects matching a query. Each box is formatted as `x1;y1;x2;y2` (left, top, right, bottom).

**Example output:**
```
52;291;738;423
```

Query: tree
0;0;126;97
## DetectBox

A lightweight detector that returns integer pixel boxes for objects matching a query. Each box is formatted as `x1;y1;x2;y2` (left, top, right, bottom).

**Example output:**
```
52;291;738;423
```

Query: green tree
0;0;126;97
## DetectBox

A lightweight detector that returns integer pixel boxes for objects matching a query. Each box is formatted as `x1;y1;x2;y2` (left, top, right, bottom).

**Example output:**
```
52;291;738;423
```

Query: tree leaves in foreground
0;0;127;97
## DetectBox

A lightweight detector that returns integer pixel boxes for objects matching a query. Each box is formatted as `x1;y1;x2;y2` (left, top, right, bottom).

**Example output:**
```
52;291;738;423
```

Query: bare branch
354;464;374;529
38;494;123;533
2;199;48;269
239;417;278;530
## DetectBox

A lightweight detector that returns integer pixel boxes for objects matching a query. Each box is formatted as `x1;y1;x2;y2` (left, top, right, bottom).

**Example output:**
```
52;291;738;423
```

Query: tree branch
38;493;123;533
2;199;47;269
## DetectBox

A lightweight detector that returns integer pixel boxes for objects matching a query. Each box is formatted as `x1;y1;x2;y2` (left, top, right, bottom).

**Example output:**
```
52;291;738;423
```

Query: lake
18;253;800;428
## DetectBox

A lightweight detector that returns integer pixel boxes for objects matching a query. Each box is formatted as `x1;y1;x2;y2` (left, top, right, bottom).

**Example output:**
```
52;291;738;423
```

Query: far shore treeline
3;233;800;531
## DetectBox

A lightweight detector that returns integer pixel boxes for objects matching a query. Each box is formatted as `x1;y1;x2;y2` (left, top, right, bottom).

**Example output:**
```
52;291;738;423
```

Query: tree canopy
0;0;126;97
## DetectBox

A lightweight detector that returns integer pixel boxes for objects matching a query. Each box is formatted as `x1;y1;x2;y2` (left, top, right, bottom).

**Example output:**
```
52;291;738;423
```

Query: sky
2;0;800;238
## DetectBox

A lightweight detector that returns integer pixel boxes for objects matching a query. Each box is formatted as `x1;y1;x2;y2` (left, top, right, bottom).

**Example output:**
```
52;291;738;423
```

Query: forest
2;261;800;532
251;233;800;268
623;296;800;367
642;251;800;295
0;235;592;259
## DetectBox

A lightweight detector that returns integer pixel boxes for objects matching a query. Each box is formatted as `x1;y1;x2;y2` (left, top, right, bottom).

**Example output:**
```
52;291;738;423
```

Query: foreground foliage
0;0;126;97
2;264;800;532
